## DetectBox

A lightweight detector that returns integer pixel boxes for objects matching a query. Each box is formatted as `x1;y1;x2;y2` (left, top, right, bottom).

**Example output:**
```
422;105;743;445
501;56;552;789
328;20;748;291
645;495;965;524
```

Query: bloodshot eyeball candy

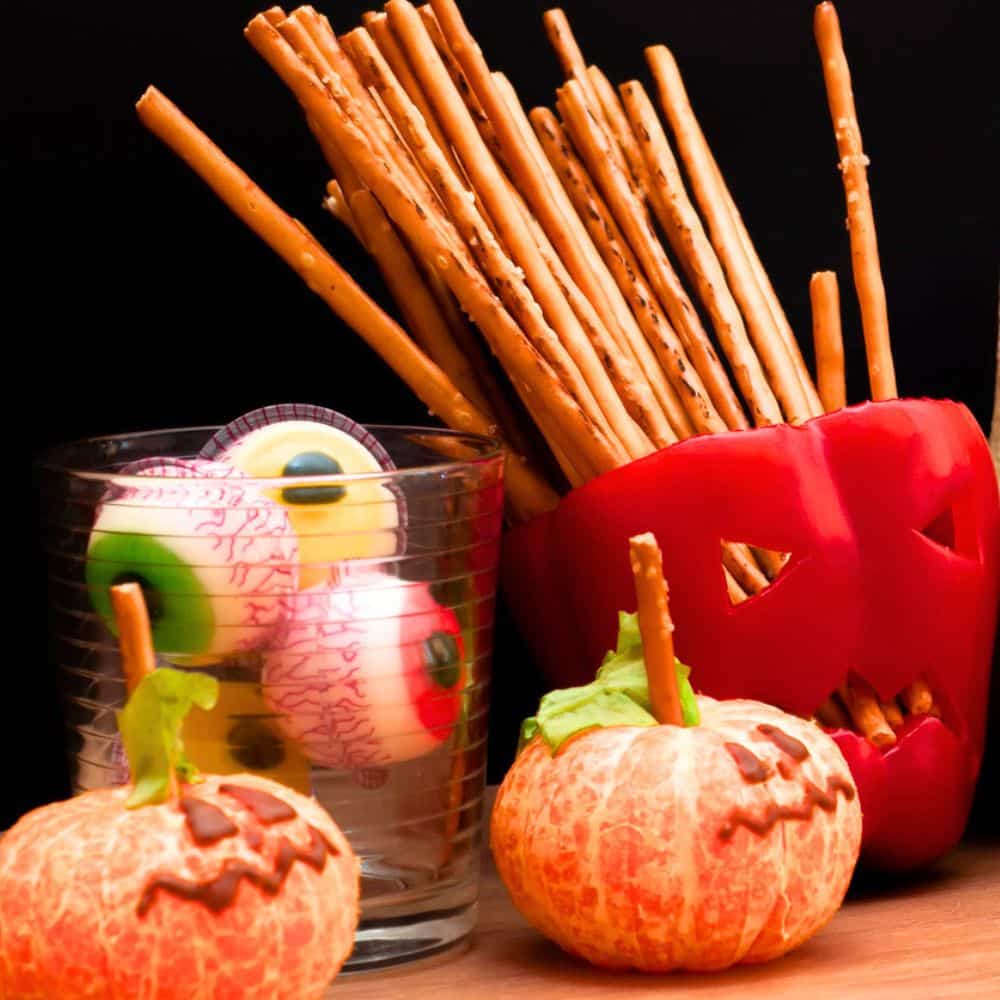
86;459;298;660
202;405;401;590
262;571;465;769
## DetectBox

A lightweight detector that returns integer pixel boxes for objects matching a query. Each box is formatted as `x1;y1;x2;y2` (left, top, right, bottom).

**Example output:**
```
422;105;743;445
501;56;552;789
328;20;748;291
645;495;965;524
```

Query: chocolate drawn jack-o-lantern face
504;399;1000;870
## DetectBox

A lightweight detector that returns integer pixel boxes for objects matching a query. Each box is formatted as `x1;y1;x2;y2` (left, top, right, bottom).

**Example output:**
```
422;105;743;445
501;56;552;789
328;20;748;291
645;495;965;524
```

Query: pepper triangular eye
719;542;792;607
917;505;956;553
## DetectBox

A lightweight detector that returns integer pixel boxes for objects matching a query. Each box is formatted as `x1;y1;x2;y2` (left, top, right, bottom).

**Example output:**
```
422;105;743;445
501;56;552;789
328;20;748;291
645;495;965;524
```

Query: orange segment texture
491;696;861;971
0;773;359;999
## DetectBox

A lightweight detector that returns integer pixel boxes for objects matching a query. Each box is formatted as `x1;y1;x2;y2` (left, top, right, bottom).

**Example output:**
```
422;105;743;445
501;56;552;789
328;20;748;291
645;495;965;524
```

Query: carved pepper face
503;400;1000;870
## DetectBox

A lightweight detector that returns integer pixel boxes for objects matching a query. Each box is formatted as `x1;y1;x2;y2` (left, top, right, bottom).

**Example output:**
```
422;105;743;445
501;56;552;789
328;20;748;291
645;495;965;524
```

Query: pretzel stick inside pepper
814;1;896;400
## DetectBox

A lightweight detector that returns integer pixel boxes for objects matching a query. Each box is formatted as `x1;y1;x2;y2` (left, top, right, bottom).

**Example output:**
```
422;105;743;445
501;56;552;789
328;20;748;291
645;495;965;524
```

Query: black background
9;1;998;833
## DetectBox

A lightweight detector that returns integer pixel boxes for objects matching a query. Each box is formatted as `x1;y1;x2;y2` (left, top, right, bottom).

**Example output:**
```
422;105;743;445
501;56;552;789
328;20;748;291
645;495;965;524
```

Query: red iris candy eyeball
262;569;465;769
503;399;1000;870
492;698;862;971
0;775;359;1000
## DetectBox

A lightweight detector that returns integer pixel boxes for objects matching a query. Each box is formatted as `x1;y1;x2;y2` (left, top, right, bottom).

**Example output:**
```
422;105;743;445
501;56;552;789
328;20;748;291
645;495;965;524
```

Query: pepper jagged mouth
812;675;943;749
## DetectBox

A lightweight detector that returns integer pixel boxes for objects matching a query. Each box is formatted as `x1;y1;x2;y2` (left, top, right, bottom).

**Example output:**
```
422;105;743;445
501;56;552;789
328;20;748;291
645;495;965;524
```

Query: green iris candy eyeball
422;631;461;689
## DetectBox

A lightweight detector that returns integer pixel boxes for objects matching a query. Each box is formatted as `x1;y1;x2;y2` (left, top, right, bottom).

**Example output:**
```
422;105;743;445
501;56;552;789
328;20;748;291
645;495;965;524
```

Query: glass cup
37;425;504;970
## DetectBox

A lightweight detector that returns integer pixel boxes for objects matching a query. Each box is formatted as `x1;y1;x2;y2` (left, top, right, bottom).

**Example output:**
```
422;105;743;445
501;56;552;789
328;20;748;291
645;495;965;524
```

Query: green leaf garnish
519;611;700;755
116;668;220;808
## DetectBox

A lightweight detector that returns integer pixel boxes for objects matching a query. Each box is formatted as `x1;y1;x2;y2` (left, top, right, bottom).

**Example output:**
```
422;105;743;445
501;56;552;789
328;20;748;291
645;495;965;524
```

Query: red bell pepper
503;399;1000;870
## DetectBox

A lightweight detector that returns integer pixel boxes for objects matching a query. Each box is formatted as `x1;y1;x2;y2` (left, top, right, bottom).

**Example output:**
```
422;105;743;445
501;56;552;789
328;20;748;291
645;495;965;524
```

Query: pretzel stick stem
814;1;896;400
629;533;683;726
810;270;847;412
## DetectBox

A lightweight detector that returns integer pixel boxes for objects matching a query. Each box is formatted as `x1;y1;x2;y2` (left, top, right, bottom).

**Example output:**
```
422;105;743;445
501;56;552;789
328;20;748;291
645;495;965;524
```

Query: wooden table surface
334;796;1000;999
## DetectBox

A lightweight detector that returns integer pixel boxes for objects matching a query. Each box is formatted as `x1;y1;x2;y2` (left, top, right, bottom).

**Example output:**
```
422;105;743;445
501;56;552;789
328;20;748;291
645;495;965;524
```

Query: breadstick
262;6;287;26
588;65;649;198
135;85;558;518
532;106;726;436
621;79;784;430
558;80;749;431
246;17;623;479
361;10;461;177
376;7;642;463
839;680;895;747
814;2;896;400
646;46;812;425
900;679;934;716
810;270;847;412
629;533;683;726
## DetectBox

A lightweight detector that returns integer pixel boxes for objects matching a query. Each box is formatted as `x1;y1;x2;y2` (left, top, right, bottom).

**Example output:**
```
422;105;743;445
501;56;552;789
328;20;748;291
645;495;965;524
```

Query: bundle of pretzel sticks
136;0;936;744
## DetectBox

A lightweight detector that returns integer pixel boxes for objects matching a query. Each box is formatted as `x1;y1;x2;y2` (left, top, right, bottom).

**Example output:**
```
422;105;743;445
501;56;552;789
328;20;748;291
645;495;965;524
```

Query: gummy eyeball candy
181;677;313;795
202;405;401;590
262;571;465;769
86;459;298;659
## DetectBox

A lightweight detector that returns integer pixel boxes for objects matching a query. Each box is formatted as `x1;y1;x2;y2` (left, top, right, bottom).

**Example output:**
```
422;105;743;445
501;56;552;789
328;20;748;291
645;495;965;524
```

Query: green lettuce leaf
116;668;219;808
520;611;700;756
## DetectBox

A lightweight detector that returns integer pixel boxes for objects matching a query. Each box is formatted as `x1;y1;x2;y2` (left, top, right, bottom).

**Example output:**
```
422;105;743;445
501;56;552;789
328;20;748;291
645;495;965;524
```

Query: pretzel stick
900;679;934;716
880;697;904;730
362;10;462;177
262;6;287;26
343;21;640;463
725;568;747;607
110;583;158;696
244;18;619;481
815;695;851;730
493;74;690;441
713;157;824;418
814;2;896;400
629;533;683;726
432;9;677;442
838;679;895;747
558;80;749;431
307;102;498;423
621;79;785;430
429;0;652;391
721;542;771;596
508;178;671;449
137;85;559;517
375;8;642;463
322;178;364;243
309;29;538;461
541;8;633;191
532;107;726;437
646;47;811;425
810;270;847;412
588;65;649;198
416;4;503;160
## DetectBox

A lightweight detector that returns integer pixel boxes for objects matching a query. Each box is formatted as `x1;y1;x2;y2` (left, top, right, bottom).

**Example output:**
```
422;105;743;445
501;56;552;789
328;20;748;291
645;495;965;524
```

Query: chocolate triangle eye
720;542;789;607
